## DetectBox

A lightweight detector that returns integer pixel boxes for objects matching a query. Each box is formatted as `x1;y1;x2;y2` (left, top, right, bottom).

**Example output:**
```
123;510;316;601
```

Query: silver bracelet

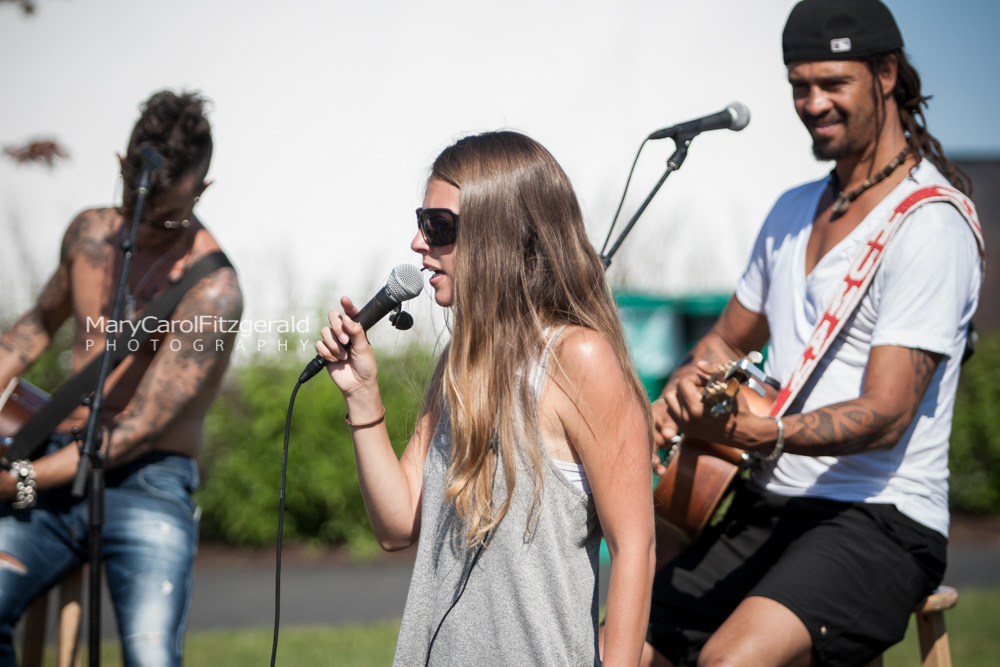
9;460;37;510
764;416;784;462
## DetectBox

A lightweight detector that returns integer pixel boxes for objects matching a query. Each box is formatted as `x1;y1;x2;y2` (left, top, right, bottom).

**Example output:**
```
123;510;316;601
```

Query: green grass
186;621;401;666
29;586;1000;666
29;620;400;667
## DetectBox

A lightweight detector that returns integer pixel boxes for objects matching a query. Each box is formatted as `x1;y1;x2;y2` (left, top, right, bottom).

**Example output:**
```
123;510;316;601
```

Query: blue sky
883;0;999;156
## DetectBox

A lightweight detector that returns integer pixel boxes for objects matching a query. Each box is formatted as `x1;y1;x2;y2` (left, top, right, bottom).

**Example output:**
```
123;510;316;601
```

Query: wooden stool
21;566;85;667
866;585;958;667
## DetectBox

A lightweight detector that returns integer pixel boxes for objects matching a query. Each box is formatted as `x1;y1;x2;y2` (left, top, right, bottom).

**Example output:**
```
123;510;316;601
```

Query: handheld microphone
298;264;424;383
647;102;751;141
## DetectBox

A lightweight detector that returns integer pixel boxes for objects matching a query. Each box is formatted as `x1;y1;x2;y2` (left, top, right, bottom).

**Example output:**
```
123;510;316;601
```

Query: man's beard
812;136;855;162
809;102;880;163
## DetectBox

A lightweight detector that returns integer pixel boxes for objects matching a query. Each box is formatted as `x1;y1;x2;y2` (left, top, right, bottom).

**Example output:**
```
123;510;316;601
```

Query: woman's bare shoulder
551;325;622;382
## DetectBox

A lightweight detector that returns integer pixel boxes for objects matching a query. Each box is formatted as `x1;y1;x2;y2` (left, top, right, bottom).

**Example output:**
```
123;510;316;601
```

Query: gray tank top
394;327;601;666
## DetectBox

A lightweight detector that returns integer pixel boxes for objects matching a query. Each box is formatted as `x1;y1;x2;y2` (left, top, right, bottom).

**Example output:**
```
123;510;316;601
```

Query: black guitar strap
6;251;233;461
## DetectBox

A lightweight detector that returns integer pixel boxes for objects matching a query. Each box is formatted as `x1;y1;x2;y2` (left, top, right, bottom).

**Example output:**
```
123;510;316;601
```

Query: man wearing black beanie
642;1;983;665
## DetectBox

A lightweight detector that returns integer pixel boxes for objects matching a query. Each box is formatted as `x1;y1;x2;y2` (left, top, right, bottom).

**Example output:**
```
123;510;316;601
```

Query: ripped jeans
0;436;200;667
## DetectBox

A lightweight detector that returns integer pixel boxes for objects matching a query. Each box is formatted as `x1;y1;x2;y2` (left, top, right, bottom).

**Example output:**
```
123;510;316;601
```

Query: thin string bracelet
345;405;386;428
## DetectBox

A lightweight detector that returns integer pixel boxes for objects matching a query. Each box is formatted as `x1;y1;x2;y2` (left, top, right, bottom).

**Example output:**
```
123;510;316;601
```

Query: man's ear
877;54;898;99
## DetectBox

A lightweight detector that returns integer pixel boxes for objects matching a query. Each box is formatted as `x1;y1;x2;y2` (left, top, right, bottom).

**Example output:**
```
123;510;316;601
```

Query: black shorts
646;482;947;667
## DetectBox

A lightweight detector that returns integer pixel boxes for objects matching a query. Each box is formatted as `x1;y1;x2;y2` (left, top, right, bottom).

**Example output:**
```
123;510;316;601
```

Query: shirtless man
0;90;242;666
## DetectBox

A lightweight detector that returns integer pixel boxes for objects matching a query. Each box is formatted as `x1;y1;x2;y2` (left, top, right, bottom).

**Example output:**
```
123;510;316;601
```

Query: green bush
949;329;1000;514
197;345;437;555
12;310;1000;551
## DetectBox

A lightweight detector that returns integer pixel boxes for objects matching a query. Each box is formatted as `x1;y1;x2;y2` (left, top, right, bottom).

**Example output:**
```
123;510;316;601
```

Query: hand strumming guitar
662;357;779;456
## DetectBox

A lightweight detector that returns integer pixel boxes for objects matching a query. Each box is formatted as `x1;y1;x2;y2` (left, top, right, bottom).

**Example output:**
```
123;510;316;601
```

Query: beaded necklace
831;146;911;217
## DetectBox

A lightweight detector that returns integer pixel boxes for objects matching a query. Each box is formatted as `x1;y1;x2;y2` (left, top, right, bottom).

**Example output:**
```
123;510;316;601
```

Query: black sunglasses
416;208;459;247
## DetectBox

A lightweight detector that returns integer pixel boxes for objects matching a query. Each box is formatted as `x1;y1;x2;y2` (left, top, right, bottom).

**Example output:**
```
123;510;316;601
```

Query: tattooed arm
0;212;107;500
103;267;243;466
780;345;941;455
9;267;243;496
665;344;942;457
0;264;72;502
652;296;770;449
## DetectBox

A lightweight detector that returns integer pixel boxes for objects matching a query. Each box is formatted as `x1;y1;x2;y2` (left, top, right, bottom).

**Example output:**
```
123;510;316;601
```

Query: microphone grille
726;102;751;132
387;264;425;301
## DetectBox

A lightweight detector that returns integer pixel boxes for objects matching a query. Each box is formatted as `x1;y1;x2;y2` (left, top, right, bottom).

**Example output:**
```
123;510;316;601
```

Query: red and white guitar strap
769;184;985;419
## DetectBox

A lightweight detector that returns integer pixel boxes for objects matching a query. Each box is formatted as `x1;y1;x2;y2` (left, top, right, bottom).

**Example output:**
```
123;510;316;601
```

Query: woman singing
316;131;654;666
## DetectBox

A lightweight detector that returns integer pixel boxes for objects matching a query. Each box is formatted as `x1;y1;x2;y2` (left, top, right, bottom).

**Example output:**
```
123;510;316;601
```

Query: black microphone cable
269;378;302;667
599;137;651;258
423;463;498;666
268;265;423;664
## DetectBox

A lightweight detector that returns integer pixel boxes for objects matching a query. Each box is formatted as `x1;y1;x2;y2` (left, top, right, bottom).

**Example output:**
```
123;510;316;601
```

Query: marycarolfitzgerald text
85;315;313;354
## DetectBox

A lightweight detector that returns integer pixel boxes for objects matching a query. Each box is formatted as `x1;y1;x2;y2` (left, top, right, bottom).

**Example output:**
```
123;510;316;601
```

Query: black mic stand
600;137;692;268
71;147;165;667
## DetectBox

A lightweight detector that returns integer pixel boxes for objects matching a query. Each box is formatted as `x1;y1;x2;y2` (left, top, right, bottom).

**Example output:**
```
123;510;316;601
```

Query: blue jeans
0;438;200;667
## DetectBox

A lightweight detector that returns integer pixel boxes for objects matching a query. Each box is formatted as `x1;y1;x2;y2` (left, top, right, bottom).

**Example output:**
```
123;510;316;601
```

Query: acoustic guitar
653;352;778;544
0;378;50;456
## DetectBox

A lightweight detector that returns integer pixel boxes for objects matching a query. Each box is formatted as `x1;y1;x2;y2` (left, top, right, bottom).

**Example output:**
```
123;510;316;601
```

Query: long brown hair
427;131;652;545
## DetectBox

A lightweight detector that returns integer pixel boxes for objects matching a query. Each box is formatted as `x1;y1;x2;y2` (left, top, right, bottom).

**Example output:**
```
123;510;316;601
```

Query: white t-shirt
735;160;982;537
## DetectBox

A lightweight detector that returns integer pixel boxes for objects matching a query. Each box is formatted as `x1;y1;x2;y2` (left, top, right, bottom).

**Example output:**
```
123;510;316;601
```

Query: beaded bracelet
9;460;37;510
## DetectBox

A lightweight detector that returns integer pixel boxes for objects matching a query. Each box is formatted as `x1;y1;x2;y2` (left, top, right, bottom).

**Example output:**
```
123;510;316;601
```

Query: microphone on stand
298;264;424;383
647;102;751;141
600;103;752;268
137;146;166;193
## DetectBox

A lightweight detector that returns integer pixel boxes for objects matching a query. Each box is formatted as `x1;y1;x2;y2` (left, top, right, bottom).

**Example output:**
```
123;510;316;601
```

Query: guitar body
654;377;776;544
0;378;51;456
654;436;747;544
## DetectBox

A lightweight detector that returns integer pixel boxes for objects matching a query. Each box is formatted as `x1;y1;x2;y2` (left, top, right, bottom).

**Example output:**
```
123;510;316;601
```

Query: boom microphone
298;264;424;383
647;102;751;141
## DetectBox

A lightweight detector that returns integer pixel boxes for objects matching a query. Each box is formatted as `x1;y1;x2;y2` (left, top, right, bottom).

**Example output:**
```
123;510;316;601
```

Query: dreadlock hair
866;50;971;195
120;90;213;216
